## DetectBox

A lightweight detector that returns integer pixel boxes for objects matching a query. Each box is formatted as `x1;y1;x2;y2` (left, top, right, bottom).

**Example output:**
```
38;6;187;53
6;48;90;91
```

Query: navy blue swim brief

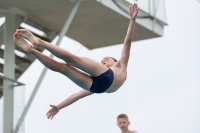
90;68;114;93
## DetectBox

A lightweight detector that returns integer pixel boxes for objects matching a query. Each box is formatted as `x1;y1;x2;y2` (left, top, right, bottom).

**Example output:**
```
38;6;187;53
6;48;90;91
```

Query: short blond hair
117;114;129;121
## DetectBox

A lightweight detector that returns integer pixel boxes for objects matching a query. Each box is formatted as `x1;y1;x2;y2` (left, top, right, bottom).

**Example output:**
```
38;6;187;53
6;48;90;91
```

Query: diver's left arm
119;3;138;67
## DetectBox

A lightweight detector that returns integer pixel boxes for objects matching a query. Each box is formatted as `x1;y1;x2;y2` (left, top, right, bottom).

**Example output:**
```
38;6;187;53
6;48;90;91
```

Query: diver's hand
46;104;60;120
129;3;138;20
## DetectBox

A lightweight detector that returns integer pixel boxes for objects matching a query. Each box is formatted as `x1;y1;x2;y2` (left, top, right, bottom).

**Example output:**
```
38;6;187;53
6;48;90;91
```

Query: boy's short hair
110;57;117;62
117;114;129;121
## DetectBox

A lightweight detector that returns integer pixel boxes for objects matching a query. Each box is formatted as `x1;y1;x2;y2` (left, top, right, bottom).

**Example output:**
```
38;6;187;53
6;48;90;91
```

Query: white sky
1;0;200;133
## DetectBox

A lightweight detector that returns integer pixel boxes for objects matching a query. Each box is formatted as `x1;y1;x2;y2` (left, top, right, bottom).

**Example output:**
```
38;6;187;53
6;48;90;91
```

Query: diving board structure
0;0;167;133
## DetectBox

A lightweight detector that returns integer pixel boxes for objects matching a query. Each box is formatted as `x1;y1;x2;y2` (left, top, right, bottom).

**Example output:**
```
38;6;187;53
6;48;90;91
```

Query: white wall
17;0;200;133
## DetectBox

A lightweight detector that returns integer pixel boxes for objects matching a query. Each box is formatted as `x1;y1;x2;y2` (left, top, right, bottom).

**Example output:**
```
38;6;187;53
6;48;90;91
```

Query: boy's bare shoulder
131;131;138;133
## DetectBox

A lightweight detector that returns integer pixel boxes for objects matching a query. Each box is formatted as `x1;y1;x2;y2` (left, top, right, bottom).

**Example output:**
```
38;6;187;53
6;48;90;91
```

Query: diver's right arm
57;90;93;109
46;90;93;120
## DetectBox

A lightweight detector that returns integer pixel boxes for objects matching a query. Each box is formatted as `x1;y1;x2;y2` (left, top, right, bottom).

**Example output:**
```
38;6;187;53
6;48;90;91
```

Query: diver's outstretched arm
46;90;93;120
57;90;93;110
119;3;138;67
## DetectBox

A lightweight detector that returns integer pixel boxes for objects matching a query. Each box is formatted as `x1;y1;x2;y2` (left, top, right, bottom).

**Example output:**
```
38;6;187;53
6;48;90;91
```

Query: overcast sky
1;0;200;133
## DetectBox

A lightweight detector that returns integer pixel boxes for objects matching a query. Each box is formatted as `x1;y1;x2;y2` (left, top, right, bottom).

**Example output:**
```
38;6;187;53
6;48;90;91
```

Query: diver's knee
57;63;69;73
65;55;80;66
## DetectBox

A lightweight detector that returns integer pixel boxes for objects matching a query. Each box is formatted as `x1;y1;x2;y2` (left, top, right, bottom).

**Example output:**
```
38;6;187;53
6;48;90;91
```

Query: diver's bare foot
14;34;33;53
16;29;40;46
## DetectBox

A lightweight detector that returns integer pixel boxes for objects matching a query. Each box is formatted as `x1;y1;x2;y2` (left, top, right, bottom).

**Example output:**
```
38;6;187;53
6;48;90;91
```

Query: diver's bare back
105;61;127;93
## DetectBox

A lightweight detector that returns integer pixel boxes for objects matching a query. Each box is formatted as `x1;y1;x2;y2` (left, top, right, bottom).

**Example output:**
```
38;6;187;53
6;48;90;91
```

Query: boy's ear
117;123;119;127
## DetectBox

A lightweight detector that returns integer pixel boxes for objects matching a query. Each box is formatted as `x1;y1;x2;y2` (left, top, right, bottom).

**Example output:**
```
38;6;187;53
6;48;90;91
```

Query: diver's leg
16;29;108;76
14;34;92;90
